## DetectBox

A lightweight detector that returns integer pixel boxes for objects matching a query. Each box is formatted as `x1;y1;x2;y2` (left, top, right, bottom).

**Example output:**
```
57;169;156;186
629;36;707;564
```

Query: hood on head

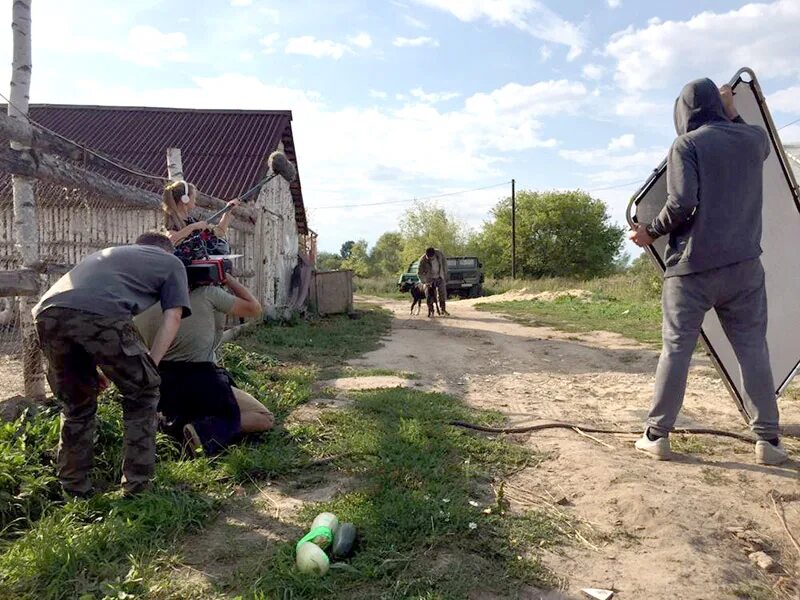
673;78;728;135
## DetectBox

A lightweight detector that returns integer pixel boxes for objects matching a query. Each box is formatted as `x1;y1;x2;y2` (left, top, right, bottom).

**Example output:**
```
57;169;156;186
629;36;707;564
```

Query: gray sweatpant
647;258;780;441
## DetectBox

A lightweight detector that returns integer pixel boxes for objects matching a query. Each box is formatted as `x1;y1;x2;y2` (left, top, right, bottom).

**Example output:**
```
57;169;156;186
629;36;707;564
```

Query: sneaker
755;440;788;466
634;433;671;460
183;424;203;458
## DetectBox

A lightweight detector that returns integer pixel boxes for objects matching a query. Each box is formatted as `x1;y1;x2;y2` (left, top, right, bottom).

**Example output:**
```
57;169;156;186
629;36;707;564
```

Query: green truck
397;256;484;298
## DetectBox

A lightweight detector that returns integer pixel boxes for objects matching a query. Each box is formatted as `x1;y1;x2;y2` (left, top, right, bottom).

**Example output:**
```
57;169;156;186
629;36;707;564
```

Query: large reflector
627;68;800;422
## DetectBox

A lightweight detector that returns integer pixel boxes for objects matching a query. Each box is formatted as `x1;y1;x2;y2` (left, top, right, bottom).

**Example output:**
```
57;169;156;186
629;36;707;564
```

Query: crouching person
33;232;191;497
136;273;269;456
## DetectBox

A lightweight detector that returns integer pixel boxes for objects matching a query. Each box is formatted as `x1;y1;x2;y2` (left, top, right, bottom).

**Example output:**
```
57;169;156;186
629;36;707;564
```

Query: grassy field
0;304;566;599
477;272;663;346
477;294;663;346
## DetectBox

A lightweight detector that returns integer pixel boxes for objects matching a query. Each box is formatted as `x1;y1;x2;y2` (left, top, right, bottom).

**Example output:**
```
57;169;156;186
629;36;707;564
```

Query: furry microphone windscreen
267;151;297;182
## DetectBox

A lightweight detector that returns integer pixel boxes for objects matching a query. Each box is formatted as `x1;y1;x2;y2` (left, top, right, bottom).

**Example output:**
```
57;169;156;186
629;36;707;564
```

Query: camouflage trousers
35;307;161;495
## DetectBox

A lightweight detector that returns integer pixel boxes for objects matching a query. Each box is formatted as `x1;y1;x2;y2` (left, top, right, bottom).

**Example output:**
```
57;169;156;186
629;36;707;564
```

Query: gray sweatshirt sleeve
649;136;698;238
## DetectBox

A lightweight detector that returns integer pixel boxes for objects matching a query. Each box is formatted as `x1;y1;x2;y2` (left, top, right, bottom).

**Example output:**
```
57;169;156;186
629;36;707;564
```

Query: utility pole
511;178;516;280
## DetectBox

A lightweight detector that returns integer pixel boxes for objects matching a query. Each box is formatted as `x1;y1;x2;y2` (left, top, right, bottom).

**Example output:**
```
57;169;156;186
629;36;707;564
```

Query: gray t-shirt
33;245;191;319
135;285;236;363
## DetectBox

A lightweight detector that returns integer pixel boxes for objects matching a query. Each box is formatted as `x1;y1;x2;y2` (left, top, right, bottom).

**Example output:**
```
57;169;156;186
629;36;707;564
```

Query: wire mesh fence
0;175;272;402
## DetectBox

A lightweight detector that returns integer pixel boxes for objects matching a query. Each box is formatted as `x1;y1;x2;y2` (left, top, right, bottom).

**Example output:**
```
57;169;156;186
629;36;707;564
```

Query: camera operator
136;267;271;457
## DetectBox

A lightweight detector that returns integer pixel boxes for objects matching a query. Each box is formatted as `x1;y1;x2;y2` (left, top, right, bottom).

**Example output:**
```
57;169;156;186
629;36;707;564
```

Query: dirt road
352;294;800;600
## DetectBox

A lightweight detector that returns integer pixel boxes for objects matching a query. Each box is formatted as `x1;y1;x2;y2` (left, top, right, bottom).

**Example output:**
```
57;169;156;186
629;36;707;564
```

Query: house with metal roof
0;104;312;325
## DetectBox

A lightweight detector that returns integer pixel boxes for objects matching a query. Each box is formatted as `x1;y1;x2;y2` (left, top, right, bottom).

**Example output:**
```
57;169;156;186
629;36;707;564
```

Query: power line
0;90;172;183
779;116;800;130
312;180;511;210
587;177;647;192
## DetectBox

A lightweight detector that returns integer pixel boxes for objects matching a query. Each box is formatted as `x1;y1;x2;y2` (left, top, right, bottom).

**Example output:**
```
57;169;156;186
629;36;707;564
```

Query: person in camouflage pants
36;309;161;496
32;233;190;497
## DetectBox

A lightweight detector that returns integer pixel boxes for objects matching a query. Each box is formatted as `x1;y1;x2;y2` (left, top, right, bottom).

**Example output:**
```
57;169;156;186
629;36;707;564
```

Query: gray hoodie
648;78;770;277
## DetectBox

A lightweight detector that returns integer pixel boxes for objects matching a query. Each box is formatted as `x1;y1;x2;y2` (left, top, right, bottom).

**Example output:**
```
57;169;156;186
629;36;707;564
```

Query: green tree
316;251;343;271
340;240;355;259
475;190;625;279
341;239;371;277
398;201;471;265
369;232;405;276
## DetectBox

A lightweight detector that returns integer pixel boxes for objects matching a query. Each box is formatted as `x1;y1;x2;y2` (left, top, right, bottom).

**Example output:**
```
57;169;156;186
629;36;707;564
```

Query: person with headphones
161;180;240;246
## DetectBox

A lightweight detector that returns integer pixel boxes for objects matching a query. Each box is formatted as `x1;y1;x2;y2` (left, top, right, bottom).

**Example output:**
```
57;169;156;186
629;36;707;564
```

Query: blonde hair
162;181;197;231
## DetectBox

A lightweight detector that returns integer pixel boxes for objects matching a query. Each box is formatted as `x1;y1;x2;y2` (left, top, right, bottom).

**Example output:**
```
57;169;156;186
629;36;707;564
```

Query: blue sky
3;0;800;257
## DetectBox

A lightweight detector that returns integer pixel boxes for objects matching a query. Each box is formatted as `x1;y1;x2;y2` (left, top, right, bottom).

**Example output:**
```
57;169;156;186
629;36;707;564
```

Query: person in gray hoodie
629;78;787;465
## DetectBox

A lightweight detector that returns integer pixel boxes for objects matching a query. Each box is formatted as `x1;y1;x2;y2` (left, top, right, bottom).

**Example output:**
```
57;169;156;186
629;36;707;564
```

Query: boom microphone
206;151;297;224
267;151;297;183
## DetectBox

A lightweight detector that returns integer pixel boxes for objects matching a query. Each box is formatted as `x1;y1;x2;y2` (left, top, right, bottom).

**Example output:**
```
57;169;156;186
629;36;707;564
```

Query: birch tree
9;0;44;398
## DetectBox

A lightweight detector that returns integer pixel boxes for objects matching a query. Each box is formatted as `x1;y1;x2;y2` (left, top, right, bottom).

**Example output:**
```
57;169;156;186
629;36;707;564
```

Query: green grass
241;388;559;599
0;338;322;600
0;305;563;599
318;365;420;381
353;277;406;300
477;294;663;346
729;581;777;600
237;304;393;366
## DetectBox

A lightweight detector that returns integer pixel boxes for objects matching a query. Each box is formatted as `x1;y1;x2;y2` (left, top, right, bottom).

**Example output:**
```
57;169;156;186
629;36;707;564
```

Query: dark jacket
418;249;448;283
649;78;770;277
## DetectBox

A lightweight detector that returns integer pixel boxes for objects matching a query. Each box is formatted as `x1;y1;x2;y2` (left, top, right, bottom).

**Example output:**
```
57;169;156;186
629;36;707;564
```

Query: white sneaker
635;433;671;460
755;440;788;466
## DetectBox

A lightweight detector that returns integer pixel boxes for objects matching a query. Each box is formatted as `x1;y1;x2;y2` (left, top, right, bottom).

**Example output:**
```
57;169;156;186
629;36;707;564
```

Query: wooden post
9;0;44;399
166;147;183;181
511;178;516;280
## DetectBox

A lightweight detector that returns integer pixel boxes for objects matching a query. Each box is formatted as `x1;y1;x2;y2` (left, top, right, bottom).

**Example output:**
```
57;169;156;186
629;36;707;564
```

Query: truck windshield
447;258;477;268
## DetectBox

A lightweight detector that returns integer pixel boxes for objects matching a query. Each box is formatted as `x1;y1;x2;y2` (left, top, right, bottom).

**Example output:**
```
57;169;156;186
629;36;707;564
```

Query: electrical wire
312;180;511;210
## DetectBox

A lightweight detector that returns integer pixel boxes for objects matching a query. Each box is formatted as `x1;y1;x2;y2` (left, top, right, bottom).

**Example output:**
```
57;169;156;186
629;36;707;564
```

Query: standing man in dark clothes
418;247;450;316
33;232;191;496
630;78;787;465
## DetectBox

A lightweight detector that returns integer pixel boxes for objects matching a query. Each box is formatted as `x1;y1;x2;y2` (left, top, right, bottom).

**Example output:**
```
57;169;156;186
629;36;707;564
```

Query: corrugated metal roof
17;104;307;233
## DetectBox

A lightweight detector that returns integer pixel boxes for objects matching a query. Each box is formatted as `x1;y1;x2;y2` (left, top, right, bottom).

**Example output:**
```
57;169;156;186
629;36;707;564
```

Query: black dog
400;281;431;316
425;281;442;318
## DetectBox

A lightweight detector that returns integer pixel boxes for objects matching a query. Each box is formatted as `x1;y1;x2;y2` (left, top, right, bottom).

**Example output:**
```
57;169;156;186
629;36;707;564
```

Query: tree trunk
9;0;44;399
166;147;183;181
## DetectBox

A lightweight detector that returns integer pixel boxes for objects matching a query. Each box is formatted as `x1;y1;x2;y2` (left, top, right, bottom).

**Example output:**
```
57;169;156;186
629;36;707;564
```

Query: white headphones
179;181;191;204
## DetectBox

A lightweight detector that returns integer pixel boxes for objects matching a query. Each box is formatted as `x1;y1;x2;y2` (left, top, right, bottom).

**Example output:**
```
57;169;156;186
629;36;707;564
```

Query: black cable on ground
449;420;759;444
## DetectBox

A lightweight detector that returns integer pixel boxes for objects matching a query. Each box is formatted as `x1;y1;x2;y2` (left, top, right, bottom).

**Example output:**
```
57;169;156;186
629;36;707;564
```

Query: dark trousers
158;361;241;455
35;307;160;495
648;259;779;440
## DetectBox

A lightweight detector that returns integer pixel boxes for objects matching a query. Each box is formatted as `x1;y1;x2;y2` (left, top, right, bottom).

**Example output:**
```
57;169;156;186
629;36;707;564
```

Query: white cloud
770;85;800;115
119;26;190;67
404;14;428;29
559;138;663;186
410;88;461;103
285;36;351;59
260;33;280;54
230;0;252;5
348;32;373;49
239;51;254;62
614;94;671;121
607;0;621;8
411;0;586;60
539;45;552;62
370;89;388;99
608;133;635;150
582;63;604;80
606;0;800;93
393;36;440;48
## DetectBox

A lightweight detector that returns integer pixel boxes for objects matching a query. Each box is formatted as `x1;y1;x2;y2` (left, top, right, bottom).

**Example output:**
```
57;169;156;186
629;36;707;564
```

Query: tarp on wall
627;68;800;423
